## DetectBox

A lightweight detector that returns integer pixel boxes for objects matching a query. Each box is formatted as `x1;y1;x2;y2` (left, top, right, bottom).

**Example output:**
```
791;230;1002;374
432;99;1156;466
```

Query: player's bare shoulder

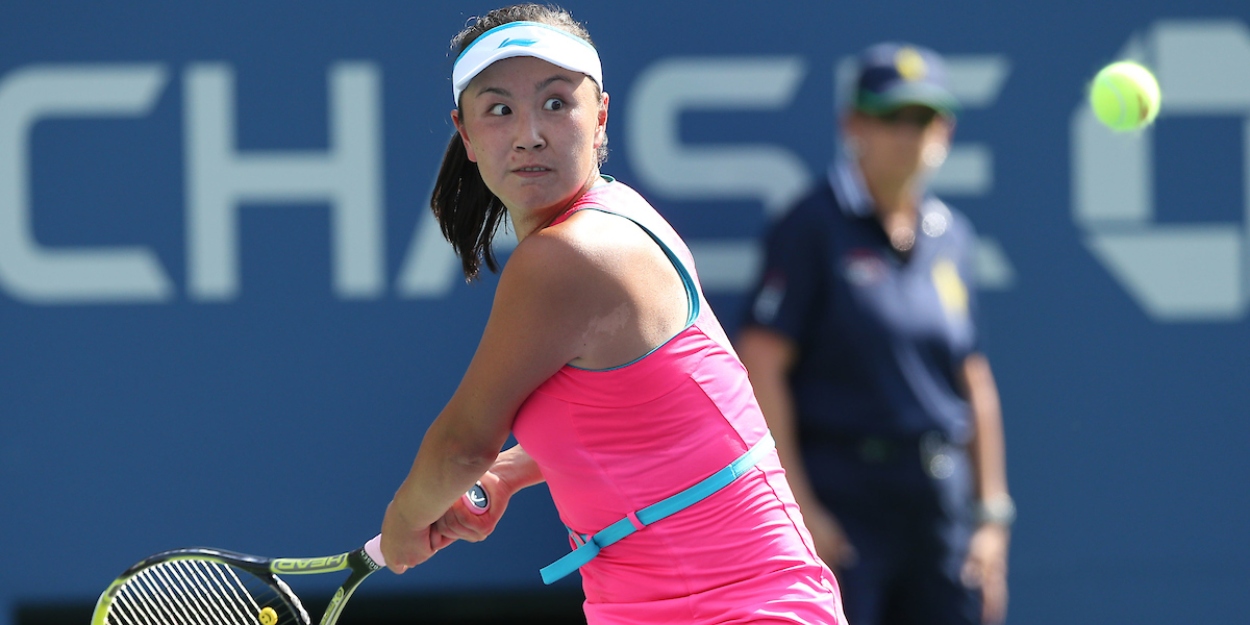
513;209;645;284
491;212;627;324
508;214;605;283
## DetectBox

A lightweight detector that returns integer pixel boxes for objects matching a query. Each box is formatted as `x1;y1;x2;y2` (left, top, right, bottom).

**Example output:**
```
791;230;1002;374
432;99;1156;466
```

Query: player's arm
484;443;546;495
435;443;545;543
382;231;607;569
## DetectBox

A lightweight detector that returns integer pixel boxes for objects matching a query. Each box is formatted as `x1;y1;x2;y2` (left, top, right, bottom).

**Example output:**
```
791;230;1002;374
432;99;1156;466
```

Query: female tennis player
378;5;843;623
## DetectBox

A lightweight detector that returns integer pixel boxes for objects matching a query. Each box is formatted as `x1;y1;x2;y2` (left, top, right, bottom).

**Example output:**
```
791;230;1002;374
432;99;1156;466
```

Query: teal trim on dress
539;432;776;584
565;206;700;372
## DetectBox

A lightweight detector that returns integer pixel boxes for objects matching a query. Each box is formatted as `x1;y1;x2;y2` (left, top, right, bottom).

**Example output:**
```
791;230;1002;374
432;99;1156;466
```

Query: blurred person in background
737;42;1013;625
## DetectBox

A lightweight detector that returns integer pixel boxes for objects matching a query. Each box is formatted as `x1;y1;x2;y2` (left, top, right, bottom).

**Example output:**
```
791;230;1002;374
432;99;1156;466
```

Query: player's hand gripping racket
90;484;489;625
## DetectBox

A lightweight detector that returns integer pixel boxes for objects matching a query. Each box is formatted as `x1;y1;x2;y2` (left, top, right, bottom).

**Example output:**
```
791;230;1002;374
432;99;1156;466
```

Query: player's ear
594;91;609;151
452;109;478;163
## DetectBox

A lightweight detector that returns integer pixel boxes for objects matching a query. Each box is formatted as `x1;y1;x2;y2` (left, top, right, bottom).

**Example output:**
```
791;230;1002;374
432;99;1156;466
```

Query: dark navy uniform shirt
744;160;981;445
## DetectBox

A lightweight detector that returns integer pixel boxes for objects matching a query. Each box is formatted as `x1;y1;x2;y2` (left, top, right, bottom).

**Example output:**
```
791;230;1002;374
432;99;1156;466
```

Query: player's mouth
512;165;551;176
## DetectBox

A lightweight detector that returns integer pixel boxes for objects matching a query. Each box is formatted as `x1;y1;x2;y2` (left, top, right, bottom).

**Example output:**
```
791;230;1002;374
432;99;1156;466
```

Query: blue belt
540;432;776;585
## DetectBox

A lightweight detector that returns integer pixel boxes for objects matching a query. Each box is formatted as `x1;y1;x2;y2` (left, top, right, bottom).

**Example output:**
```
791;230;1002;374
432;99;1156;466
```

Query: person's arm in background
737;326;858;570
961;352;1012;625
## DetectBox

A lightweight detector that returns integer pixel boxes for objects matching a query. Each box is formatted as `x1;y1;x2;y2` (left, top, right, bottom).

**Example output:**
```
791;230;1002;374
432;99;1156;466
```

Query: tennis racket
90;483;490;625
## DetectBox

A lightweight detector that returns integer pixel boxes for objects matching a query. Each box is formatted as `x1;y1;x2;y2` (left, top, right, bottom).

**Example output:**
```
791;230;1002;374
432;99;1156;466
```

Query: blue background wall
2;2;1248;623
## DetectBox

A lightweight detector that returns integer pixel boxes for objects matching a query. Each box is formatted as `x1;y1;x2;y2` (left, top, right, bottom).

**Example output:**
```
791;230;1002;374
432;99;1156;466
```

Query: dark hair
432;3;607;280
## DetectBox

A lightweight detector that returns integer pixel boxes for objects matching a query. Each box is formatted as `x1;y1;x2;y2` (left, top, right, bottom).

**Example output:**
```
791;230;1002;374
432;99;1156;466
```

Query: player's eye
488;103;512;116
543;98;564;111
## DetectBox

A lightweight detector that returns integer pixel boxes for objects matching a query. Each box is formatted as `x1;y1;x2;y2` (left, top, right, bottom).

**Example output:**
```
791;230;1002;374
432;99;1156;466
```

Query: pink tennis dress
511;180;844;624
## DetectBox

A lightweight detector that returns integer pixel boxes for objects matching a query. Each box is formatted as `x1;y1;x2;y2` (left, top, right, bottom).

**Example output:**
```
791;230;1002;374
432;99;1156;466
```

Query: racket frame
90;542;383;625
93;485;487;625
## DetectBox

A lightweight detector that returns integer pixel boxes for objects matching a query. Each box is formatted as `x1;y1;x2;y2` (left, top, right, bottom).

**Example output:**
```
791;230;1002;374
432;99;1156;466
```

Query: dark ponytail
430;131;507;280
431;3;600;281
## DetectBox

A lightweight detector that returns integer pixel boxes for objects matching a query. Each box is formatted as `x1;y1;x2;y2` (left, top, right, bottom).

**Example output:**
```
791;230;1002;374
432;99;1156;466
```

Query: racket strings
106;558;299;625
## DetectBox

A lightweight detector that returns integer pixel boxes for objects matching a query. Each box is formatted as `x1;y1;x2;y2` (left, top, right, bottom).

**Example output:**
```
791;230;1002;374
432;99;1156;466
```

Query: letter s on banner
625;57;811;291
625;56;810;216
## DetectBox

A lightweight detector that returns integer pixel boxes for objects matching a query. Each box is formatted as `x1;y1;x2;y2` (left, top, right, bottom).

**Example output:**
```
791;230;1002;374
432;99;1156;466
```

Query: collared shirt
743;159;981;444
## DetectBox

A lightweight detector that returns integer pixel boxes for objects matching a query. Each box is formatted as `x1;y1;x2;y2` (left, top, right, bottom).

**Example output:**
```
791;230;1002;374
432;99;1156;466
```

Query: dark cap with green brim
854;42;959;117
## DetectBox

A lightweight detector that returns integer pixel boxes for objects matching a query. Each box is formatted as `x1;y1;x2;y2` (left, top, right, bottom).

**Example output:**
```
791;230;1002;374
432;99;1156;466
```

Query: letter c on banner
1072;19;1250;321
0;65;172;304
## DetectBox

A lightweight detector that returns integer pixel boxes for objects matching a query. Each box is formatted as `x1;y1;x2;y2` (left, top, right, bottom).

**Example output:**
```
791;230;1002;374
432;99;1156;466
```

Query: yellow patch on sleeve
932;259;968;318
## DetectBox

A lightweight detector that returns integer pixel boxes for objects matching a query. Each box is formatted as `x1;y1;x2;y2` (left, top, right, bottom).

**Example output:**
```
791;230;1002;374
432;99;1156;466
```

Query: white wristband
976;494;1016;527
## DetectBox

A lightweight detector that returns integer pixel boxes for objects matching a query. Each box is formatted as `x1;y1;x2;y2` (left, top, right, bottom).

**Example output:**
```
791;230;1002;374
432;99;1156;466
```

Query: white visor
452;21;602;105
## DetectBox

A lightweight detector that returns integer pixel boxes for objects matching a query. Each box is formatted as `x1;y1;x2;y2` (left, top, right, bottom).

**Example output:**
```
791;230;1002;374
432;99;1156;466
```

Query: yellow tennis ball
258;606;278;625
1089;61;1161;131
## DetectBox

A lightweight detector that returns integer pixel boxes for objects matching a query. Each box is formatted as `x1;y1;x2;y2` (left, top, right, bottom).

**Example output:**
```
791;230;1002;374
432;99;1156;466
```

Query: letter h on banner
185;63;383;301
